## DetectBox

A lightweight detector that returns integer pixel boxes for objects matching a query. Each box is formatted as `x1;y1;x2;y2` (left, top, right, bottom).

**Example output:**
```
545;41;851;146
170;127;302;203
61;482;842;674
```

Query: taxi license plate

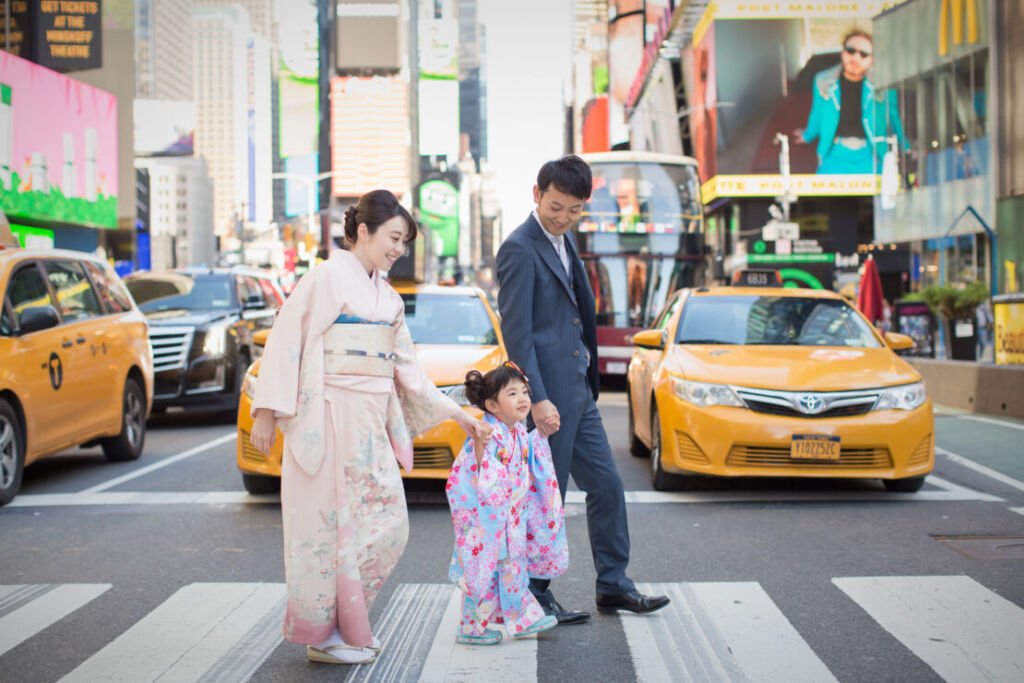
790;435;840;460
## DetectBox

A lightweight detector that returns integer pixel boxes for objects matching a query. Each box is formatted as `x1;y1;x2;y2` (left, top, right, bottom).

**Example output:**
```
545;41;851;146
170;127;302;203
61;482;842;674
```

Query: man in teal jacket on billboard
799;30;907;174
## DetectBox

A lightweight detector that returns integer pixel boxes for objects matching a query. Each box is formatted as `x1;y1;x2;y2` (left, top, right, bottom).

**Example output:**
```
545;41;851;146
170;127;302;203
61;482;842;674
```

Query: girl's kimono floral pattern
252;249;460;648
446;413;568;636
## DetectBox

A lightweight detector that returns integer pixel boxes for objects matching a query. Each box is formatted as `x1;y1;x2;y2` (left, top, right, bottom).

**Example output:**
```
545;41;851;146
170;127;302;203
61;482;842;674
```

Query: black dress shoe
540;598;591;624
595;590;670;614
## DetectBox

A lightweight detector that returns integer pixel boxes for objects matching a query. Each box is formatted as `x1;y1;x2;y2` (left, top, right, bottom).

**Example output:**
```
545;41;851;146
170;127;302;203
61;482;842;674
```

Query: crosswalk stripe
0;584;111;657
833;575;1024;682
625;582;836;682
59;582;285;683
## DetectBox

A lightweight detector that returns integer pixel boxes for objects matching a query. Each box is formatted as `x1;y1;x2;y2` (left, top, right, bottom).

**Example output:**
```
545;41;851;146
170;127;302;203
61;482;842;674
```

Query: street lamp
270;171;335;239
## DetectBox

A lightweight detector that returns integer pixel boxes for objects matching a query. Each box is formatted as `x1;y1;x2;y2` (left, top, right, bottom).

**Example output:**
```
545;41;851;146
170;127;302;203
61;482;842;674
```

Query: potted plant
918;281;989;361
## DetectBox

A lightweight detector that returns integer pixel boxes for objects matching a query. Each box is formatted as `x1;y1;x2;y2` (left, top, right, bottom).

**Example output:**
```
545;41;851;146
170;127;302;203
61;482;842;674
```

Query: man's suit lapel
527;215;575;302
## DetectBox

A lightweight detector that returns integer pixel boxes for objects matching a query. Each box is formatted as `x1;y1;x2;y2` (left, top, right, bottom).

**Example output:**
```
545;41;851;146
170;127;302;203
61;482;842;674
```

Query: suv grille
149;326;194;372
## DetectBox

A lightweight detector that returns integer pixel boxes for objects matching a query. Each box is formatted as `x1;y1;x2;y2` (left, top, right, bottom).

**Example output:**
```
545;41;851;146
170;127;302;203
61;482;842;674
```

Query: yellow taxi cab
236;283;506;493
0;226;154;506
626;270;933;492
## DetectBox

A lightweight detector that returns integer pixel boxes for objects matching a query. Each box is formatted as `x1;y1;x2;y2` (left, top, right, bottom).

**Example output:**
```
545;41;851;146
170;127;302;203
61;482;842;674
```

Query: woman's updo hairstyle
342;189;418;248
463;364;530;413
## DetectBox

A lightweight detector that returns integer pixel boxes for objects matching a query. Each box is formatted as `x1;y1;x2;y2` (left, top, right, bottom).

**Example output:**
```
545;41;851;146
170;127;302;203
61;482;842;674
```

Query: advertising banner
330;76;408;197
994;296;1024;366
687;1;908;188
1;0;103;72
419;179;459;258
276;0;319;216
134;100;195;157
0;51;117;228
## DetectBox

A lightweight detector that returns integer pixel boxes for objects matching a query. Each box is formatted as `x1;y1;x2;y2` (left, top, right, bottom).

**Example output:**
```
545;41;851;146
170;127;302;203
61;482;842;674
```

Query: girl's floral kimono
252;249;460;648
445;413;568;637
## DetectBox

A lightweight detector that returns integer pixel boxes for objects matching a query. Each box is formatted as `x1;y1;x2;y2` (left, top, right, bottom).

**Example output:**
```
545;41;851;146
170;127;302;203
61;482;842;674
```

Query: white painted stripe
958;414;1024;432
0;584;111;656
1010;507;1024;516
11;479;1002;508
834;576;1024;682
81;432;237;493
597;345;634;358
60;582;285;683
937;446;1024;493
622;582;835;682
418;586;538;682
9;491;280;507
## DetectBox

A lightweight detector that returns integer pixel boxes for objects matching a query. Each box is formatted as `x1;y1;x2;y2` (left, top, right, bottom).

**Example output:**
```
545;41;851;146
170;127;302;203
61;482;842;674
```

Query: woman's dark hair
342;189;417;247
537;155;592;201
464;365;529;413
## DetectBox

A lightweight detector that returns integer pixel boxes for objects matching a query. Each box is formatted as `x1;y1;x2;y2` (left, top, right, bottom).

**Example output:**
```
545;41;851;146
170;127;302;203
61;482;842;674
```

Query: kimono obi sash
323;321;396;378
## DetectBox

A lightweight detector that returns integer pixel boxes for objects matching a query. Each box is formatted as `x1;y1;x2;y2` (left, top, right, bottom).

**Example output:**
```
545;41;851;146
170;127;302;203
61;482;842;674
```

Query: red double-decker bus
574;151;707;375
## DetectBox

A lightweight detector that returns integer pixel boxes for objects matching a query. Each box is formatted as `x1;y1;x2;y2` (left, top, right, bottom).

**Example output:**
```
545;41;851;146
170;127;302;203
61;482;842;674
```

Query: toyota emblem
797;394;825;414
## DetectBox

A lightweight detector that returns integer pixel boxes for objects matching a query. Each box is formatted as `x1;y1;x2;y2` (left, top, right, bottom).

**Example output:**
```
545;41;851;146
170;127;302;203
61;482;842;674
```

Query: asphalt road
2;390;1023;683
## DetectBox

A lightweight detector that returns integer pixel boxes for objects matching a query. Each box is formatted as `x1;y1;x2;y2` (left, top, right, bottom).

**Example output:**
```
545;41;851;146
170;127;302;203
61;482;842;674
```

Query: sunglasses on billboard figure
844;45;872;59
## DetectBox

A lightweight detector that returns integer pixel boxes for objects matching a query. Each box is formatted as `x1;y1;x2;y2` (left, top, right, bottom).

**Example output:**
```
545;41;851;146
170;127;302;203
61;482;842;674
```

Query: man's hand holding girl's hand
531;400;560;437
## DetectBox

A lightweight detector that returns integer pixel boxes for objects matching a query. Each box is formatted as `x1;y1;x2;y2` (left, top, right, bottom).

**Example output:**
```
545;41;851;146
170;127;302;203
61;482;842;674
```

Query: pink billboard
0;51;118;229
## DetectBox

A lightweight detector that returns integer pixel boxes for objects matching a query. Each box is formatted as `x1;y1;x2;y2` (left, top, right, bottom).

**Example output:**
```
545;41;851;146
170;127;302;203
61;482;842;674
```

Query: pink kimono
252;249;460;647
446;414;568;637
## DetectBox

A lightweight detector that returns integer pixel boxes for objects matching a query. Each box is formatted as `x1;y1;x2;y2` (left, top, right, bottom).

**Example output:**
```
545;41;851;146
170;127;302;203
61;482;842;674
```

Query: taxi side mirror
253;329;270;347
18;305;60;334
884;331;914;351
631;329;665;350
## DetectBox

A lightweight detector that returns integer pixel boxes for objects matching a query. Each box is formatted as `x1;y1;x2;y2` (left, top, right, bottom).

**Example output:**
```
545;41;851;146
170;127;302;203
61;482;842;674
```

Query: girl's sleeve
525;431;569;579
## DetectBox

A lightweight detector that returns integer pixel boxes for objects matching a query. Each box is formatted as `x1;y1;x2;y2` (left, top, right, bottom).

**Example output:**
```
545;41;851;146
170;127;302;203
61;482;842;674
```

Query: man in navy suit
496;155;669;624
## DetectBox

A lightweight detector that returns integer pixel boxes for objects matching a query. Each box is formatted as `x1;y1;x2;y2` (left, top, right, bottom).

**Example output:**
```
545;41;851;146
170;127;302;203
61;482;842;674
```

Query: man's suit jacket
496;214;599;408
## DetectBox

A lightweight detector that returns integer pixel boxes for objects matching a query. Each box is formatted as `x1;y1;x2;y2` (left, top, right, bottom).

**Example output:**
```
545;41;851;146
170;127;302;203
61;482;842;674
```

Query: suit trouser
530;372;635;598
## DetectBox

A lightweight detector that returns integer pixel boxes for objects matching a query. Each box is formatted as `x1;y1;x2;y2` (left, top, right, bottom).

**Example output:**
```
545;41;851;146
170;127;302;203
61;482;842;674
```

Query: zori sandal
306;643;377;664
455;628;503;645
512;614;557;639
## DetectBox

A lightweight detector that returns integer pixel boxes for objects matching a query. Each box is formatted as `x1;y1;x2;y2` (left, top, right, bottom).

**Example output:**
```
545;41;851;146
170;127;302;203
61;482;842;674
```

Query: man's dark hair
537;155;592;200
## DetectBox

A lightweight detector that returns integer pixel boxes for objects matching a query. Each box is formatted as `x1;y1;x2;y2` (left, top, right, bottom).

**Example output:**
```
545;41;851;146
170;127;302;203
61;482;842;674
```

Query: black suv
124;267;284;416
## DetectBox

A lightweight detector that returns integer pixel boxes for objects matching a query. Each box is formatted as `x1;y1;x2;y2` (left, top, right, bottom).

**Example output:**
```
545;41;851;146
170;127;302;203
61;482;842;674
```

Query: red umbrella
857;256;884;325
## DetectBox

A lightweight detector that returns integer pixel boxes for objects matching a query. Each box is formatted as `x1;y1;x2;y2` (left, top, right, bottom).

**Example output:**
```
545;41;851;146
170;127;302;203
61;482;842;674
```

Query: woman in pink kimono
250;190;490;665
445;364;568;645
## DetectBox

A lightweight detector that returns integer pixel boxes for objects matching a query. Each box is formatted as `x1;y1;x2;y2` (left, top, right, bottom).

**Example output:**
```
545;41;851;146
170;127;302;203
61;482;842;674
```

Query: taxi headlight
874;382;927;411
202;321;231;357
439;384;472;407
242;370;258;399
670;377;743;407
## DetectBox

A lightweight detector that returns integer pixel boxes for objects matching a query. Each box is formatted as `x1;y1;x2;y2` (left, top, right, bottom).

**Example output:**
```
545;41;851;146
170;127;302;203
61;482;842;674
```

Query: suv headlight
202;321;231;357
439;384;472;407
670;377;743;407
874;382;927;411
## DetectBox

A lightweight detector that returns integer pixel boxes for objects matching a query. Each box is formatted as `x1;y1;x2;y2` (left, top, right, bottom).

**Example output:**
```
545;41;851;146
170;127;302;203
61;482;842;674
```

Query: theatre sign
0;0;102;72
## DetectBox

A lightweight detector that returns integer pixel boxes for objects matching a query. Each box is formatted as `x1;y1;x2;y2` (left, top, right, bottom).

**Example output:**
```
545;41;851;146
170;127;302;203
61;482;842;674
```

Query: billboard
0;52;117;228
418;17;459;160
134;100;195;157
686;1;908;190
1;0;103;72
419;178;458;258
275;0;320;217
330;76;408;197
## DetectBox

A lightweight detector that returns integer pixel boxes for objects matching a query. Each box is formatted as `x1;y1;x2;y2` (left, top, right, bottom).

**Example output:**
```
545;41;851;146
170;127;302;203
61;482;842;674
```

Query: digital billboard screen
330;76;408;197
687;1;908;201
276;0;320;216
134;100;195;157
0;51;117;228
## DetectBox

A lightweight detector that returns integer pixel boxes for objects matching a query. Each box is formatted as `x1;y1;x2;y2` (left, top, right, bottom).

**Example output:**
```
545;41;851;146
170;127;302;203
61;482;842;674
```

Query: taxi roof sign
732;269;782;287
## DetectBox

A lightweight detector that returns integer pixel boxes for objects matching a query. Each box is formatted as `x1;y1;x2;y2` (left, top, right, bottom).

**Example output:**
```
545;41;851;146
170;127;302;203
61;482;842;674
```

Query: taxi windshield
126;273;234;312
401;293;498;345
676;295;882;348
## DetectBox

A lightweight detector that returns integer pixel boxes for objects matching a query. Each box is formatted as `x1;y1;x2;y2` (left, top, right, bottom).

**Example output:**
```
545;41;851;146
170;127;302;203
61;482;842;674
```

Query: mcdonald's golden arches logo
939;0;981;56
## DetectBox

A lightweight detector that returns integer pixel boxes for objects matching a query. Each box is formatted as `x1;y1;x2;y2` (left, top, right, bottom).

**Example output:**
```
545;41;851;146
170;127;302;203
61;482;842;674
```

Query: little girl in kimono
446;363;569;645
250;190;490;666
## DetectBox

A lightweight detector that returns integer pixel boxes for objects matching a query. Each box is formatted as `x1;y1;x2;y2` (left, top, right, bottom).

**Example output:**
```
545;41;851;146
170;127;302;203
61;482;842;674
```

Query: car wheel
101;378;146;462
650;403;682;491
242;474;280;495
627;383;649;458
883;475;926;493
0;399;25;506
